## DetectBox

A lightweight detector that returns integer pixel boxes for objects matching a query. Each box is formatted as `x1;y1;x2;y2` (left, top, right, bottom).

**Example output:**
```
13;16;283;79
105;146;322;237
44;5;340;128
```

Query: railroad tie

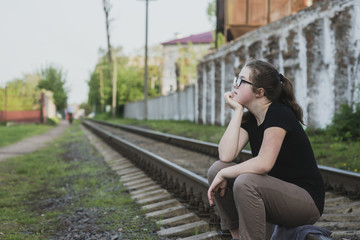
142;199;181;212
82;125;222;240
156;220;210;238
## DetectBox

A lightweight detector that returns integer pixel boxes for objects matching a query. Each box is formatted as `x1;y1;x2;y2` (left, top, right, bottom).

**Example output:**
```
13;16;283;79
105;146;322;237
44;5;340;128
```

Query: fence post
40;92;45;123
4;86;7;121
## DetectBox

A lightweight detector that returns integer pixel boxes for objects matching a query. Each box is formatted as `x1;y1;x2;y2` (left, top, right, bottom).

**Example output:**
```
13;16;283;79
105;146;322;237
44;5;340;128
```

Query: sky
0;0;213;105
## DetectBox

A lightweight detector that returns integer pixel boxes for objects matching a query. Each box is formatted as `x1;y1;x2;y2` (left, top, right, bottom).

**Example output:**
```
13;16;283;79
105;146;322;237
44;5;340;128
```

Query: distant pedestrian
207;60;325;240
67;105;73;124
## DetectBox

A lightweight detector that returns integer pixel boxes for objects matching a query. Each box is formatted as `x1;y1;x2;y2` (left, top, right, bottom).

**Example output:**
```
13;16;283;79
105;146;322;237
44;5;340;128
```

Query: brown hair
245;60;304;125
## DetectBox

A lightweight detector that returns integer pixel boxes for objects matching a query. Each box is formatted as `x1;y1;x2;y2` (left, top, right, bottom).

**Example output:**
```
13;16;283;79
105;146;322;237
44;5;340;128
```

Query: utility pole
4;85;7;121
103;0;112;64
97;59;105;112
112;49;117;118
144;0;149;120
99;66;104;112
139;0;156;120
102;0;117;119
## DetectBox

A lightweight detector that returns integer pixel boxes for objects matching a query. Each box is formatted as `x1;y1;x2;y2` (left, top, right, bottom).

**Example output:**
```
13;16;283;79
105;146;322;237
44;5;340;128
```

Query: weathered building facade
196;0;360;128
161;32;213;95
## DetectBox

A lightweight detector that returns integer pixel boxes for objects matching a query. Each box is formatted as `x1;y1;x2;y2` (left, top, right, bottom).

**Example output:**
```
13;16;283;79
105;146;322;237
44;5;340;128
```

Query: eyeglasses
233;76;253;88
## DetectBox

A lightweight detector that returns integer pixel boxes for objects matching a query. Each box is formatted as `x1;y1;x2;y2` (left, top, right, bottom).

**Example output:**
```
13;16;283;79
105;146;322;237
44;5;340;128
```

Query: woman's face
231;66;254;105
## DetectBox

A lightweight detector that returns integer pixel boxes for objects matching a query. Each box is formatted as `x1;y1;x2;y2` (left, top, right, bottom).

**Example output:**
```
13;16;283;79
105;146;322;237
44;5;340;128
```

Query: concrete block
157;212;199;227
111;163;134;171
132;189;168;201
116;168;139;176
137;193;172;205
145;205;187;218
142;199;181;212
131;185;161;195
123;178;153;187
126;181;158;191
120;173;147;182
157;220;209;238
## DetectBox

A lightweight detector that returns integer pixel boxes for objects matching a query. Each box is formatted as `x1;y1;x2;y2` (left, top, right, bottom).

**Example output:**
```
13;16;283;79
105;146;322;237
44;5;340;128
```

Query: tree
207;0;216;27
102;0;112;64
3;75;41;111
0;87;4;111
79;102;92;115
117;65;144;106
102;0;118;118
176;42;199;90
87;47;161;113
37;65;68;111
87;71;102;112
207;0;225;48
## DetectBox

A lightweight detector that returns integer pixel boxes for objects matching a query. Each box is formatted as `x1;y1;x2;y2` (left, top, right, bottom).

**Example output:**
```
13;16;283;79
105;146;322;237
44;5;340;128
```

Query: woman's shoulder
264;102;299;130
269;102;294;116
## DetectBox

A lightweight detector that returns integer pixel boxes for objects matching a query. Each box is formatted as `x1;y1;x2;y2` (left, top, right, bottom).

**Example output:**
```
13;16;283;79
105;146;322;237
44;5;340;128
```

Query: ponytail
246;60;305;125
279;75;304;125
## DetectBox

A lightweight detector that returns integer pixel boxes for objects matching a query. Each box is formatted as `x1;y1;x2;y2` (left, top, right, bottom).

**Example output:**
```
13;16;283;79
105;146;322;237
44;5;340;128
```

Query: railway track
83;119;360;240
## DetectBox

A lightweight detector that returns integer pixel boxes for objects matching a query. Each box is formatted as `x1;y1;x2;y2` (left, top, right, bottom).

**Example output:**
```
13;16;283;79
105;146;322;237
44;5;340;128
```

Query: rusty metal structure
217;0;314;42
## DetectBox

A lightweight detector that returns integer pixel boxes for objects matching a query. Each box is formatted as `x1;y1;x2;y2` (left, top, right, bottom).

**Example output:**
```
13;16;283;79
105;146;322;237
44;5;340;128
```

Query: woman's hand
224;92;244;111
207;171;227;206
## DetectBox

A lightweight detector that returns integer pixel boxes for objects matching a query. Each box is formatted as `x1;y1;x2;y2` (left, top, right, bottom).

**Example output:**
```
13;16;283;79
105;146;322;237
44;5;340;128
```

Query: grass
306;129;360;172
0;122;161;239
0;124;54;147
93;114;360;173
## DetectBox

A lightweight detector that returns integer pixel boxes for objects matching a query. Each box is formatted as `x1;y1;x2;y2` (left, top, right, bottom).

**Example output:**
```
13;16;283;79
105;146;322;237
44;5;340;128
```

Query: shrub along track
83;119;360;240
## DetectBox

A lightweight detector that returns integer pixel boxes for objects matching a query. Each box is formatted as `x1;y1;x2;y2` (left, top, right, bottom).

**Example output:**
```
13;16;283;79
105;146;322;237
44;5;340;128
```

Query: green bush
46;117;59;126
93;112;112;120
326;103;360;141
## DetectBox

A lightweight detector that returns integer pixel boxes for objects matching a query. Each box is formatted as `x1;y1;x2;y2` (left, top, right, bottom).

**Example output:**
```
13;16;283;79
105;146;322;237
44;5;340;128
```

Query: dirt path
0;120;69;162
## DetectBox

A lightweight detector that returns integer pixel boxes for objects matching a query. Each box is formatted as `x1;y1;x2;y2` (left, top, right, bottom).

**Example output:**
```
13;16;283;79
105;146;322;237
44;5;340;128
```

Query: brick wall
0;110;41;123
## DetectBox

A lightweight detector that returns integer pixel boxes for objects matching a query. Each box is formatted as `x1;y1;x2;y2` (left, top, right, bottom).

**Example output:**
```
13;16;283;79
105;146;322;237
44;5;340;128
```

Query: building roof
161;31;213;45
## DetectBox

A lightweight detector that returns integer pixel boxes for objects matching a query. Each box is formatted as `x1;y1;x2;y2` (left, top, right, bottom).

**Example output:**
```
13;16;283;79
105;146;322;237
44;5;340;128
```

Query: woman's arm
220;126;286;177
208;126;286;206
218;119;249;162
218;92;249;162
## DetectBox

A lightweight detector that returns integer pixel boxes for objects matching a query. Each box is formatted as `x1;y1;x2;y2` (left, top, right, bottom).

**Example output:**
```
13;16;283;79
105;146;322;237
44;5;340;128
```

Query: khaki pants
208;161;320;240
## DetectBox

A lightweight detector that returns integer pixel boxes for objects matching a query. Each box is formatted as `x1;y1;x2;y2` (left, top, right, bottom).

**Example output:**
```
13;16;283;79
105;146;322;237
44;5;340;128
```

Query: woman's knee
233;173;262;194
207;161;233;184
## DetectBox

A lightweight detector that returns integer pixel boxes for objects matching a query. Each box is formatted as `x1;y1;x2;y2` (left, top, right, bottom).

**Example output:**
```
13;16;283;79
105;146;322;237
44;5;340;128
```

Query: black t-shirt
241;102;325;214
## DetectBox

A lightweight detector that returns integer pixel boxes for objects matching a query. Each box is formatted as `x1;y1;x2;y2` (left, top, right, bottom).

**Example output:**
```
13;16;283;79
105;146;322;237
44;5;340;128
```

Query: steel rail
83;120;213;218
88;119;251;162
86;119;360;199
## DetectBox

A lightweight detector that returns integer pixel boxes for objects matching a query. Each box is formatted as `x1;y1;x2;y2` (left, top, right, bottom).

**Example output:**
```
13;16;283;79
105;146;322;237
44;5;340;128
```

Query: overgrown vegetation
306;102;360;172
0;123;161;239
37;65;68;111
87;47;161;114
0;75;42;111
0;65;68;115
306;128;359;172
326;103;360;141
176;42;205;90
207;0;226;49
